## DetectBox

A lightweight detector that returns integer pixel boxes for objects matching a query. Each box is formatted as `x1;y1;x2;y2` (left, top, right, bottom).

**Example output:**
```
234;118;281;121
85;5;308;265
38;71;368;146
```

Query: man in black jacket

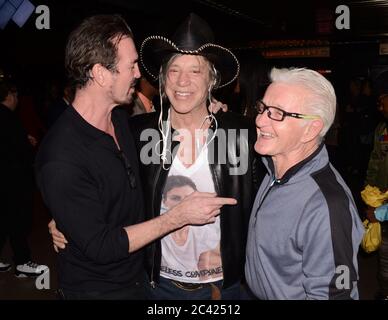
0;79;48;277
129;13;261;299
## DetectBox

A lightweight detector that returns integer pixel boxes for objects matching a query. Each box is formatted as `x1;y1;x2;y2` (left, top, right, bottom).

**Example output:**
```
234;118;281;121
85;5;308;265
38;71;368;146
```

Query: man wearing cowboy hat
128;13;262;299
37;14;236;300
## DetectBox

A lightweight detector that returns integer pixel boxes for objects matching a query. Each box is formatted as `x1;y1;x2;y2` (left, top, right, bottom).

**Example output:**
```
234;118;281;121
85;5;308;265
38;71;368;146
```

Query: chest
90;143;136;205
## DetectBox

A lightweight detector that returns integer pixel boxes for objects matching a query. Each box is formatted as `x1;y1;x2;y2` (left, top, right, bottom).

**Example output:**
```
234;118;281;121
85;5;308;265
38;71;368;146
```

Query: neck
139;79;156;100
72;86;116;134
137;92;153;113
170;105;210;132
272;141;319;179
142;86;156;101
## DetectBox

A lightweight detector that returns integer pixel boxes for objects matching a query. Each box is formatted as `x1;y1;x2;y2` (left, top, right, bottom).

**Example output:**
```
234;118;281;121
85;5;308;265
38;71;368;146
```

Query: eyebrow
263;101;284;109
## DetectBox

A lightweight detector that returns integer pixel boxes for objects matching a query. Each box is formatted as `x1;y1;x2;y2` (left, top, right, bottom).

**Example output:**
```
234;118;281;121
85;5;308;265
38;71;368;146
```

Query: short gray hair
269;67;336;139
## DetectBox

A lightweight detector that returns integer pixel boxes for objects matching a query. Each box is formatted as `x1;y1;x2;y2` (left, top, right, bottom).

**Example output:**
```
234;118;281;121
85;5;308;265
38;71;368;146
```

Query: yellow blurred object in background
361;185;388;208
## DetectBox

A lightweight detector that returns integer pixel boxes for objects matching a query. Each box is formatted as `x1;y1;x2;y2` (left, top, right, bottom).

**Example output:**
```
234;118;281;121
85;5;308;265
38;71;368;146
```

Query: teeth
260;132;274;138
176;91;190;96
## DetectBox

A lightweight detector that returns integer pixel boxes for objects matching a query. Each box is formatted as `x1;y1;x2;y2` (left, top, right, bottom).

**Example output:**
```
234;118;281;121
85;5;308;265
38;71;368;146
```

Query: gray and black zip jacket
245;144;364;299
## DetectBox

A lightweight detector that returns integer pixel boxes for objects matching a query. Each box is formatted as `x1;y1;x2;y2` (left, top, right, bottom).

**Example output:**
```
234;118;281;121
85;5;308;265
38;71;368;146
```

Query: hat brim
140;36;239;88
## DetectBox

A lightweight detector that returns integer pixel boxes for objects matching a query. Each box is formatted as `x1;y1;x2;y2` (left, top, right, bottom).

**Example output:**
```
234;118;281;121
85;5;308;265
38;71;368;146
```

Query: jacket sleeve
37;161;130;264
298;191;359;300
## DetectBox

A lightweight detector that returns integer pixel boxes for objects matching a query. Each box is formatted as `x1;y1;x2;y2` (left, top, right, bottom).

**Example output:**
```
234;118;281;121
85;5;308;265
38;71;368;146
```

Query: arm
39;162;130;264
299;192;359;300
47;178;236;254
123;191;236;253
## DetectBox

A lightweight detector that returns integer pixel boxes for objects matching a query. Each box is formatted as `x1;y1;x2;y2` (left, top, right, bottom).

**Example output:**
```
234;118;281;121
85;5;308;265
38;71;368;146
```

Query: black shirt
36;105;145;292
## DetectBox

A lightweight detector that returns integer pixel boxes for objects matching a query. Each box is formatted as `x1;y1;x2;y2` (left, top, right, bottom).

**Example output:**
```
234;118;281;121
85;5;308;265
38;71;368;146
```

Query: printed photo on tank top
159;147;222;283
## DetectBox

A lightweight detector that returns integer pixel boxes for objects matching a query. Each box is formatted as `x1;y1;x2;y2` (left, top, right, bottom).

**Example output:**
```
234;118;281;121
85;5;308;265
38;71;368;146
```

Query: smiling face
164;54;211;115
108;36;141;105
254;82;312;160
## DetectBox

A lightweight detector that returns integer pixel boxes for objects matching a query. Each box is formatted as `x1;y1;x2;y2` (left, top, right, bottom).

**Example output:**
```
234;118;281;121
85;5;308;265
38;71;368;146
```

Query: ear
90;63;108;87
301;119;323;143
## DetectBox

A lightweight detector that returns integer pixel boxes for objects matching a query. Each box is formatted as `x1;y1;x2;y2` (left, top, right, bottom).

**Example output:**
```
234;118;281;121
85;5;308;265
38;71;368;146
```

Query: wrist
163;207;185;231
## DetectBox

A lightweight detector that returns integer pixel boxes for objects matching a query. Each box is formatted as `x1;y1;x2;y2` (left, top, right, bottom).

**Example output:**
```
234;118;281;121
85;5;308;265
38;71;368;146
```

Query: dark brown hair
65;14;133;88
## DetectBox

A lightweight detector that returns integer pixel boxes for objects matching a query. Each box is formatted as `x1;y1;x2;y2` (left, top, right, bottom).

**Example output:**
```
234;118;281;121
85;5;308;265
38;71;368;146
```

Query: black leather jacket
129;110;263;289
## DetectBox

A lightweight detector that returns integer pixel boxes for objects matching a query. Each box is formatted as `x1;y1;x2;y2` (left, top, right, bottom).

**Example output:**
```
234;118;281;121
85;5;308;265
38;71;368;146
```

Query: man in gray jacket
245;67;364;300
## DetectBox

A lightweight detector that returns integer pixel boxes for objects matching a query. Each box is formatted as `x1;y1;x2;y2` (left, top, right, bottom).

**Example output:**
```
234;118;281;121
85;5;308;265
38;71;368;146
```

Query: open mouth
175;91;191;97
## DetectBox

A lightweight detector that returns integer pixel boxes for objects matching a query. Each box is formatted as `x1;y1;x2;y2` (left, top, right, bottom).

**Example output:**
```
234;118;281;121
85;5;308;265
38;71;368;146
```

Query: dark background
2;0;388;85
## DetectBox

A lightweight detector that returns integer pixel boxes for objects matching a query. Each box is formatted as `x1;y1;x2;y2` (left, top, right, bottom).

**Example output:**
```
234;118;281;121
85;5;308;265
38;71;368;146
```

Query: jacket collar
263;143;325;185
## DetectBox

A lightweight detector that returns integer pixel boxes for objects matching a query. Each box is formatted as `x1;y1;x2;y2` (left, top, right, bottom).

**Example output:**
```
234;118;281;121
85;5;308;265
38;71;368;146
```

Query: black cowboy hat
140;13;239;89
